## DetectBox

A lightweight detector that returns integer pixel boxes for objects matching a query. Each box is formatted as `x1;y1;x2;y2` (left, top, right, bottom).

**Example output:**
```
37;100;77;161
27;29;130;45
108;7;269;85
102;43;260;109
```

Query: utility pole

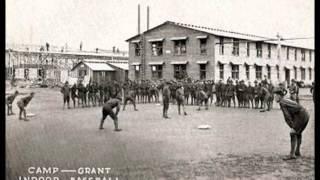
276;32;282;60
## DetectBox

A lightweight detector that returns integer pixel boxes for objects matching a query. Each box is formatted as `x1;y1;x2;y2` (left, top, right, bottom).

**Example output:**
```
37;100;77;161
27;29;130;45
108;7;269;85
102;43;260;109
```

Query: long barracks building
126;21;314;85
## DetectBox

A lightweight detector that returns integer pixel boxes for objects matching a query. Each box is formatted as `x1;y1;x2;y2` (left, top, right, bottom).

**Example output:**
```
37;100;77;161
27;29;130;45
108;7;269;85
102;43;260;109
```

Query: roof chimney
138;4;141;34
147;6;150;30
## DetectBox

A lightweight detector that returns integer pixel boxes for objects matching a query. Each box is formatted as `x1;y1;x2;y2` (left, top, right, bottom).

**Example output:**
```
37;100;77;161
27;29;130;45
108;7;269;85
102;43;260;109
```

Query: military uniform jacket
61;85;70;97
162;85;171;101
19;95;33;106
176;88;184;101
225;84;235;97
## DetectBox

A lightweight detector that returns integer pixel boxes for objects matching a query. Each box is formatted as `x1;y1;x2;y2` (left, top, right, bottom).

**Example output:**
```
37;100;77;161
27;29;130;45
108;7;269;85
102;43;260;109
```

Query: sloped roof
109;63;129;70
126;21;313;50
71;61;115;71
84;62;115;71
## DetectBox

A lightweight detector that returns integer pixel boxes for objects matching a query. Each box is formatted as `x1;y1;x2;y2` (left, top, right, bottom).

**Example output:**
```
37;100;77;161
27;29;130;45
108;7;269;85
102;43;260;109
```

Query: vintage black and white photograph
5;0;314;179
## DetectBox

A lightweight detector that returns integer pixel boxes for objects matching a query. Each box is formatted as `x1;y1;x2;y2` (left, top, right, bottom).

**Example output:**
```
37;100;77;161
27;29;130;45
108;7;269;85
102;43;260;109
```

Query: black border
2;0;6;179
314;0;319;179
2;1;318;179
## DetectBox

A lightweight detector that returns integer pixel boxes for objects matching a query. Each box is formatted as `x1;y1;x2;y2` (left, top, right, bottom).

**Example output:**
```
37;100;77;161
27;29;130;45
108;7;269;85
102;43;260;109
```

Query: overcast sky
6;0;314;51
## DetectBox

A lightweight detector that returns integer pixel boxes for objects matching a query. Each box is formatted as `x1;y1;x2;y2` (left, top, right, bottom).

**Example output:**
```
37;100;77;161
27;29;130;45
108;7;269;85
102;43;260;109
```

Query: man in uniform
246;82;255;108
162;81;171;118
6;90;19;115
225;80;235;108
17;92;35;121
274;88;309;160
215;80;222;106
71;83;78;108
260;81;272;112
122;82;138;111
60;81;71;109
197;87;209;111
176;83;187;115
253;80;260;109
99;96;122;131
87;82;94;107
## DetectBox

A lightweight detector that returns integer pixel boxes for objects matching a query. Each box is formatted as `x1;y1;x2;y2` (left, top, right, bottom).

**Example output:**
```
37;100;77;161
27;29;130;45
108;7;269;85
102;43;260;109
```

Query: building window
255;65;262;80
151;41;163;56
267;65;271;79
78;69;87;77
301;68;305;80
247;42;250;57
231;64;239;79
294;67;297;79
309;68;312;80
309;51;312;62
294;48;297;61
151;65;163;79
267;44;271;58
219;37;224;55
245;64;250;80
134;43;141;56
256;42;262;58
24;69;29;80
134;65;140;79
174;64;187;79
301;49;305;61
232;39;239;56
174;40;187;55
199;64;206;80
200;38;207;55
276;66;280;79
219;64;224;79
286;47;290;60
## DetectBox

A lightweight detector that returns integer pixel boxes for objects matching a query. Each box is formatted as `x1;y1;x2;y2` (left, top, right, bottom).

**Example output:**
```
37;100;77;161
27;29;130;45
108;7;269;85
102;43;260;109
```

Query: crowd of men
59;76;304;113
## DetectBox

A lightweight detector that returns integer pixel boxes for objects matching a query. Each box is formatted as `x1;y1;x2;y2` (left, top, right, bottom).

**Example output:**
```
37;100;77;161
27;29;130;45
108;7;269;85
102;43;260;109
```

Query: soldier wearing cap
253;80;260;109
215;80;222;106
260;81;272;112
225;80;235;107
247;82;255;108
70;83;78;108
17;92;35;121
162;81;171;118
197;86;209;111
175;83;187;115
122;80;138;111
99;96;122;131
273;88;309;160
61;81;71;109
6;90;19;115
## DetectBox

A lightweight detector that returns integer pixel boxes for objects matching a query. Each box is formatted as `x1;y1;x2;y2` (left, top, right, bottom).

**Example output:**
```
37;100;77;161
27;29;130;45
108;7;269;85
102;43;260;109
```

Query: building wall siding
127;23;314;85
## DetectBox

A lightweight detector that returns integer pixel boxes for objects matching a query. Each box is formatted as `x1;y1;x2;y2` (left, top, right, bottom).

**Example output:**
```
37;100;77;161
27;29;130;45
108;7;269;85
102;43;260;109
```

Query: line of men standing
60;80;122;109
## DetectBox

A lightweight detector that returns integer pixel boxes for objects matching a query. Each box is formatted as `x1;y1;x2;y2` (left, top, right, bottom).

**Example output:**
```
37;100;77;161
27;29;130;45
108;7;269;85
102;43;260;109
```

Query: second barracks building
126;21;314;85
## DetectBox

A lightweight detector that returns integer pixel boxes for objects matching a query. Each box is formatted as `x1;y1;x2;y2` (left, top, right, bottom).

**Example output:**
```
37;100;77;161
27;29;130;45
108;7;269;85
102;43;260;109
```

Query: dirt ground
6;87;314;180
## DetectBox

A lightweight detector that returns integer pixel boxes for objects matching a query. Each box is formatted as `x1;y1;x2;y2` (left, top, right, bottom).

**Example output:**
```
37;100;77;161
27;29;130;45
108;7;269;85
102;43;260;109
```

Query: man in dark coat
99;97;122;131
274;88;309;160
60;81;71;109
176;84;187;115
70;83;78;108
17;92;35;121
162;81;171;118
6;90;19;115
